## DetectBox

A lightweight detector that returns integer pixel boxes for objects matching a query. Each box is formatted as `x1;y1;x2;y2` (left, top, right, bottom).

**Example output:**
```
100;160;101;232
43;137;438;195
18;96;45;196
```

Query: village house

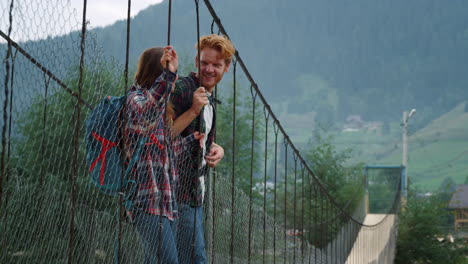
448;184;468;231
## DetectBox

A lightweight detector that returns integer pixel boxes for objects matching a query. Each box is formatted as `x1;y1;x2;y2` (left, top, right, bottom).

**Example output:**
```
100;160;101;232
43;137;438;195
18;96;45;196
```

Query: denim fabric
134;212;179;264
176;203;207;264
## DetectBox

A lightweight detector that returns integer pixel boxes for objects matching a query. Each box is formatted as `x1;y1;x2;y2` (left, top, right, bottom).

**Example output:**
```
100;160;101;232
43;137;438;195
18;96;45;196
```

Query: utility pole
402;109;416;198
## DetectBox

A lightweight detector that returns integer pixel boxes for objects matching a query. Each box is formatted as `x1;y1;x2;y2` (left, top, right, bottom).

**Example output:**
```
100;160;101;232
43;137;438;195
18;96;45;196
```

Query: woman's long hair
134;47;175;122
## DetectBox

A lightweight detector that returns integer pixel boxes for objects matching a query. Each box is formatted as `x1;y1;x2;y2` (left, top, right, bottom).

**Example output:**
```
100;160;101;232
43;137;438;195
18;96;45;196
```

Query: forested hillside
4;0;468;130
88;0;468;129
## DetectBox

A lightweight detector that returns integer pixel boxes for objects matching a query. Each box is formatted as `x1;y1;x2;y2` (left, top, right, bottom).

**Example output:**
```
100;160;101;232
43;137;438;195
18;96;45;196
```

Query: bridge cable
248;84;257;263
283;137;288;264
262;105;270;264
1;0;15;215
300;165;305;262
193;1;201;263
208;21;218;264
2;48;18;242
229;58;237;264
115;1;133;263
40;74;51;186
272;120;279;264
68;0;88;262
292;153;298;263
158;1;173;263
0;0;14;252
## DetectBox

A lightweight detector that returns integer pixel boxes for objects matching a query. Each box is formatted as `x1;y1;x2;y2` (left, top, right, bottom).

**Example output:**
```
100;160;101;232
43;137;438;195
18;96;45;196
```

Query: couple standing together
125;34;235;263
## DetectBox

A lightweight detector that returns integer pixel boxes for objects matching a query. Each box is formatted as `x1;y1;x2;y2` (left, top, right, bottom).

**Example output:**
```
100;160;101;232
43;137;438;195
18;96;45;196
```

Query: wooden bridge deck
346;214;397;264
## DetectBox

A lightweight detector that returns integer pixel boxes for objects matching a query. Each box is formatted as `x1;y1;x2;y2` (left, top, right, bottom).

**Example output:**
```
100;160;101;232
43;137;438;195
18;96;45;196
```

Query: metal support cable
1;48;18;238
117;1;132;262
1;0;14;225
209;20;217;264
272;121;279;264
319;191;324;262
292;154;298;264
193;1;201;263
310;176;316;264
229;59;237;264
68;0;87;263
1;0;15;213
314;183;319;263
39;74;51;186
283;138;288;264
247;84;257;264
6;49;17;168
159;1;174;263
300;166;305;263
262;105;270;264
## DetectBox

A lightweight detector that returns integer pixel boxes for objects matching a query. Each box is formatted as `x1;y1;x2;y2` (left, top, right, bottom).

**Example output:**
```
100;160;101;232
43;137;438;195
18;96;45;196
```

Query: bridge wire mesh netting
1;0;401;263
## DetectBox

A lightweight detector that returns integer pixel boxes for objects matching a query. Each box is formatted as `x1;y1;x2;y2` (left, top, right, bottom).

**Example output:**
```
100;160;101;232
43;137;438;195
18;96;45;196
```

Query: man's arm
172;86;209;135
205;142;224;168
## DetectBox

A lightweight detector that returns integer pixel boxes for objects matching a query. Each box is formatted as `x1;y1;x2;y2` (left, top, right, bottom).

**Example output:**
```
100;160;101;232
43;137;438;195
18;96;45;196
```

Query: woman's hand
161;46;178;73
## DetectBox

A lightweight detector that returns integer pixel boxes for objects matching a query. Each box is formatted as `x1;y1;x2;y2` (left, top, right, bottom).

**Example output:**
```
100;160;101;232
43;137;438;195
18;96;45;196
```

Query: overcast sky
0;0;163;42
69;0;163;28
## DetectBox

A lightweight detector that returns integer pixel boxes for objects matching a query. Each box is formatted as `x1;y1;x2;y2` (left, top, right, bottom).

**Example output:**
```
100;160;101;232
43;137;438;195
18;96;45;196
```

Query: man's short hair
196;34;235;64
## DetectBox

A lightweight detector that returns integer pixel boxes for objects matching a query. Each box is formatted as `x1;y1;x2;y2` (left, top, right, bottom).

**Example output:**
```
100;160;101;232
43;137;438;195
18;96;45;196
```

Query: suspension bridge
1;0;403;263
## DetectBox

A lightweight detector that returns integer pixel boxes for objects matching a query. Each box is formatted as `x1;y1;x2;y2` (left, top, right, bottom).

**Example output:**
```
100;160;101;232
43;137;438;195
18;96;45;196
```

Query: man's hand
190;87;209;115
161;46;178;73
206;143;224;168
193;132;205;148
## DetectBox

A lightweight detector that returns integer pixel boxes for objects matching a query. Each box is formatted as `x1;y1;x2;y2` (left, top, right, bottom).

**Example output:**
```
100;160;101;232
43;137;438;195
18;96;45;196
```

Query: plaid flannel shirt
125;70;195;221
171;72;216;207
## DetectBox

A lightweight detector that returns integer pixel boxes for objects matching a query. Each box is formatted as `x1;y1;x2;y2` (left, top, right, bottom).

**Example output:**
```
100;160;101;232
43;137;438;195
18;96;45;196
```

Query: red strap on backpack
89;132;118;185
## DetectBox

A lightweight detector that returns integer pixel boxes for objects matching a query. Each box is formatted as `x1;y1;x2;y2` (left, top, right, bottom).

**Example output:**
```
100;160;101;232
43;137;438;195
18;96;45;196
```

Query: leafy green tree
438;176;458;203
215;89;264;199
1;61;138;262
12;62;126;214
273;130;365;248
305;131;364;206
14;63;124;182
395;189;468;264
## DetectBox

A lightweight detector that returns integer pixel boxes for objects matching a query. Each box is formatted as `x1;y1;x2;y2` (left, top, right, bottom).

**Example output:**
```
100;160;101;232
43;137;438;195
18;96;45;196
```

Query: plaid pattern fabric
171;72;216;207
125;70;195;221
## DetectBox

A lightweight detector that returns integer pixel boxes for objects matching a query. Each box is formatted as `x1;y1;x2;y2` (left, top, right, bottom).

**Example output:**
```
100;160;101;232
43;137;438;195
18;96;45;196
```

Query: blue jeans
176;203;207;264
134;212;179;264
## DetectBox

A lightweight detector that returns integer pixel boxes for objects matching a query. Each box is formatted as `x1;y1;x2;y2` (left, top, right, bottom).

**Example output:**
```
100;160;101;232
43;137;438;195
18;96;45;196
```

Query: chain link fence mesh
1;0;402;263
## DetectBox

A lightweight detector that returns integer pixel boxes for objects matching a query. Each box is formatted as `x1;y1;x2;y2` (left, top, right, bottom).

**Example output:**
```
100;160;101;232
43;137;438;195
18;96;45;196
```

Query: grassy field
319;102;468;191
381;103;468;190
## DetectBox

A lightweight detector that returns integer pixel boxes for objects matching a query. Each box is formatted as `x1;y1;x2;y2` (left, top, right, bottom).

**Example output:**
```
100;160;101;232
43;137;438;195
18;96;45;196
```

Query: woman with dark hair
125;46;202;264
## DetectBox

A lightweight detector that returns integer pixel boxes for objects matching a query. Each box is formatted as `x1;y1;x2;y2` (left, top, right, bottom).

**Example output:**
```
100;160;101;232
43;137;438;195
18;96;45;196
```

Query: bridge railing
0;0;401;263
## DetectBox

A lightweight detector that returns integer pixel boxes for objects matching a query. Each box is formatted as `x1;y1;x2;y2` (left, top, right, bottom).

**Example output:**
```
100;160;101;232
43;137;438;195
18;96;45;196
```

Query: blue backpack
85;96;146;203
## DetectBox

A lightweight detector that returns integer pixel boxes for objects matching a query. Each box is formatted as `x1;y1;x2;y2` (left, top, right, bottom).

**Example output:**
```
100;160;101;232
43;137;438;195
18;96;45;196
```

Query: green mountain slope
3;0;468;129
319;102;468;191
86;0;468;127
382;102;468;189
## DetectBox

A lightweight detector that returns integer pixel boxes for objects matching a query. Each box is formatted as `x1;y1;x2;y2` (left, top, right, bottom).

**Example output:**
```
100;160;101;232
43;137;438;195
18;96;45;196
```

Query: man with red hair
171;34;235;264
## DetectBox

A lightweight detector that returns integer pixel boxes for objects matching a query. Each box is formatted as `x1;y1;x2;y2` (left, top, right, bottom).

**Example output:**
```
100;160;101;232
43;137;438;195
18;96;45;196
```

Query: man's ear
194;56;199;69
224;61;231;73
